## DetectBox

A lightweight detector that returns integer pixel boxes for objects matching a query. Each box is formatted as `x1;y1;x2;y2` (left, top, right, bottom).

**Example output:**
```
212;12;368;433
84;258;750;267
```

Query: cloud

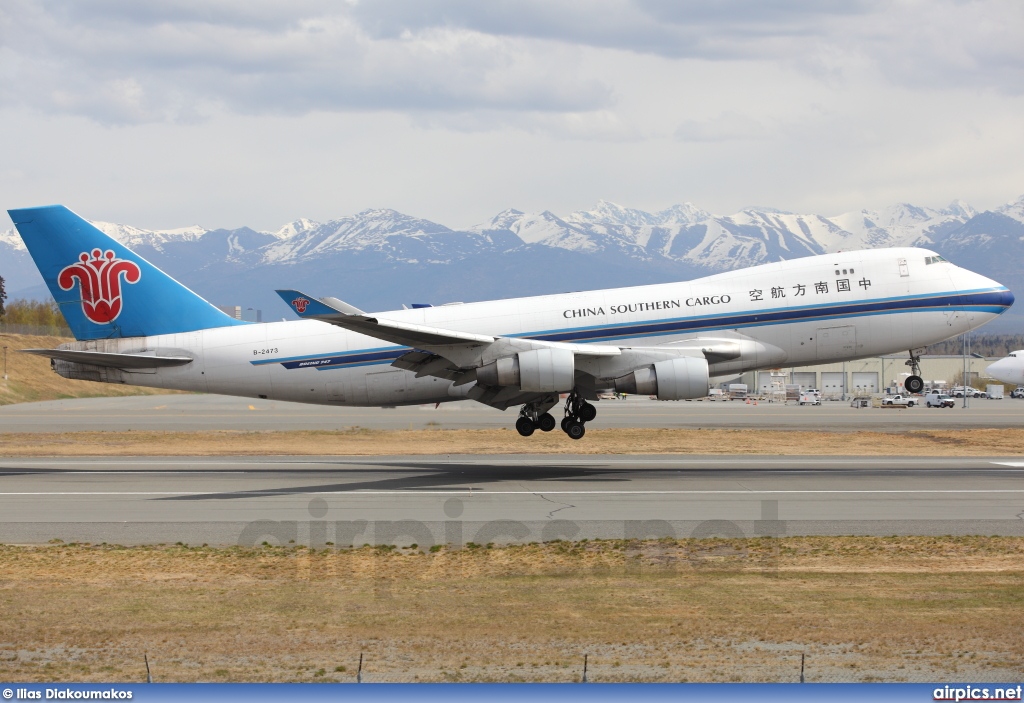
353;0;1024;92
674;113;770;143
0;0;1021;135
0;0;613;124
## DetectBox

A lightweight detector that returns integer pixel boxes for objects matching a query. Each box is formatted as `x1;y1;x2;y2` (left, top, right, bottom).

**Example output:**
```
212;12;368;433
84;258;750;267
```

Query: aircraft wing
21;348;193;369
275;290;621;362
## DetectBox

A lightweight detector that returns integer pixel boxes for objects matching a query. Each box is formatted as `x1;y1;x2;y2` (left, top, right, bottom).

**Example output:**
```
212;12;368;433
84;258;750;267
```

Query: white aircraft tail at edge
9;205;1015;439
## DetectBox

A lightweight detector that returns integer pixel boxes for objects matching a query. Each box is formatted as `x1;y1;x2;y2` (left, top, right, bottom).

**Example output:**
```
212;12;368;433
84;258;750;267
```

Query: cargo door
365;369;408;405
816;325;856;360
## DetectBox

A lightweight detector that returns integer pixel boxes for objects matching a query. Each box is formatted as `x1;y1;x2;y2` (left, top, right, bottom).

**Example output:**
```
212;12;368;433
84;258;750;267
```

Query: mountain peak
275;218;321;239
941;199;976;219
996;194;1024;224
566;200;659;227
654;203;712;225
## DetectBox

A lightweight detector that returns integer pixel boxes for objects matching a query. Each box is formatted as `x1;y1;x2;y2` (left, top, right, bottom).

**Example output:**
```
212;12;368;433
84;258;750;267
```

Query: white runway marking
1;489;1023;497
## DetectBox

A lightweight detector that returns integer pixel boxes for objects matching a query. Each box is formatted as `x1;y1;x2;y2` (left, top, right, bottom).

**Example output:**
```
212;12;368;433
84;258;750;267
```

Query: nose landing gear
905;349;925;394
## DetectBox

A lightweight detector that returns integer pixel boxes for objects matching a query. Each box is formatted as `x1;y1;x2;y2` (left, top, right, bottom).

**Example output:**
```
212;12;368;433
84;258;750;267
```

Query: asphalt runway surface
2;454;1023;545
1;393;1023;432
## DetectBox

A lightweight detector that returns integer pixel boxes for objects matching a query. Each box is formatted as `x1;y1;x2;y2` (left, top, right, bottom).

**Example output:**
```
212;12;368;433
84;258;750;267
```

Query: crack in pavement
521;482;577;519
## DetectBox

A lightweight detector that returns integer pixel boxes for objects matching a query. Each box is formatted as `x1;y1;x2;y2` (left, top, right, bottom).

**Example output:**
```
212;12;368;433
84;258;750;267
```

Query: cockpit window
925;255;949;265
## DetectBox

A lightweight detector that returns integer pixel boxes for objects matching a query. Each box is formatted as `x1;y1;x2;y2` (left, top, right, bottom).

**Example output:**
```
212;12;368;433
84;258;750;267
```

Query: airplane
987;351;1024;389
7;205;1015;439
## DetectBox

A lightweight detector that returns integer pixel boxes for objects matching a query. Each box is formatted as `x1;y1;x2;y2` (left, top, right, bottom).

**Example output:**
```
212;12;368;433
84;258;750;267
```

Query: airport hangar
727;354;1007;399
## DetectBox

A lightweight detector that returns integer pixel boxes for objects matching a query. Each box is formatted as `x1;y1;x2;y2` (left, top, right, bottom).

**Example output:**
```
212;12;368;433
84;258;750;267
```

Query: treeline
925;334;1024;357
0;298;70;330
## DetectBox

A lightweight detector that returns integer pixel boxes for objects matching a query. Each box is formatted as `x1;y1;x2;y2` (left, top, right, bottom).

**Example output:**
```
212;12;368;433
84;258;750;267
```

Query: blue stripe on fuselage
251;287;1013;371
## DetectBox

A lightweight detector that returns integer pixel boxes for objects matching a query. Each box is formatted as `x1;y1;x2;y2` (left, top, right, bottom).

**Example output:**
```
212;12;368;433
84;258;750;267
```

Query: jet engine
476;348;575;392
613;357;709;400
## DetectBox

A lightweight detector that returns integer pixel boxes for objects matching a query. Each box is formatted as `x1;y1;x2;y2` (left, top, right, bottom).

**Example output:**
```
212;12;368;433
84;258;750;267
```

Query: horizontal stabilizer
275;289;497;348
21;348;193;370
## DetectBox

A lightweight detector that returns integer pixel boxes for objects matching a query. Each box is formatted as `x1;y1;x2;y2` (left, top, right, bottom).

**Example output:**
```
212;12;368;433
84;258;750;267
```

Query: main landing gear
515;401;557;437
905;349;925;394
515;389;597;440
560;389;596;440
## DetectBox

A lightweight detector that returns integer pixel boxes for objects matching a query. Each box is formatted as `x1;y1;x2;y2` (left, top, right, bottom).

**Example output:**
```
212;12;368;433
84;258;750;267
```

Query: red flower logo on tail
58;249;142;324
292;297;310;314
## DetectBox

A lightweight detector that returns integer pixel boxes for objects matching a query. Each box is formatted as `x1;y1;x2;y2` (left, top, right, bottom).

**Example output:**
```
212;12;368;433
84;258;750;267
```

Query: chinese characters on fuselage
750;278;871;302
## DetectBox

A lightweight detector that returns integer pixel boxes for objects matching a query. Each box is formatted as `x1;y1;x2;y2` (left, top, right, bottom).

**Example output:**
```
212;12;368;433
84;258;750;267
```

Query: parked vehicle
882;394;917;407
707;389;725;401
1011;388;1024;399
924;392;955;408
951;386;985;398
986;384;1004;400
728;384;748;400
799;388;821;406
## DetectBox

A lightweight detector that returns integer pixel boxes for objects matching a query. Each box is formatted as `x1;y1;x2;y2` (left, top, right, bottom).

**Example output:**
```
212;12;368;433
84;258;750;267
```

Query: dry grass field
0;537;1021;683
0;334;178;406
1;426;1023;456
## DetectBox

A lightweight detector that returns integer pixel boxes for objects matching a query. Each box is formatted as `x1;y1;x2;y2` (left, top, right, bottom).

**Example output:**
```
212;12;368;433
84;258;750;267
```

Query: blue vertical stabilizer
8;205;247;340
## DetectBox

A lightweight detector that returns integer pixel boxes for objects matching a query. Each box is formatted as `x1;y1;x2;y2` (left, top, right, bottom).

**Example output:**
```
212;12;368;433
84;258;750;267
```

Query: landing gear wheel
579;402;597;423
515;417;536;437
560;416;571;432
537;413;556;432
565;420;586;440
905;375;924;394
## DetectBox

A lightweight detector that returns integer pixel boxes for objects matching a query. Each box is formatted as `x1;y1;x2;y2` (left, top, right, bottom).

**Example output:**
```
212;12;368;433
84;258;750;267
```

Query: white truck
728;384;748;400
799;389;821;406
986;384;1004;400
951;386;985;398
924;392;955;408
882;394;917;407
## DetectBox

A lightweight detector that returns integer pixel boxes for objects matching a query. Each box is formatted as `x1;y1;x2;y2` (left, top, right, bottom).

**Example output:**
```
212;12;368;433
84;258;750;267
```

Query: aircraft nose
955;267;1014;313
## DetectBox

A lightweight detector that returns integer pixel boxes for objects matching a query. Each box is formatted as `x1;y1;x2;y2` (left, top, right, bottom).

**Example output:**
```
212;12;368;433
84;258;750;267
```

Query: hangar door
791;372;817;389
851;372;878;394
816;326;856;360
821;372;845;398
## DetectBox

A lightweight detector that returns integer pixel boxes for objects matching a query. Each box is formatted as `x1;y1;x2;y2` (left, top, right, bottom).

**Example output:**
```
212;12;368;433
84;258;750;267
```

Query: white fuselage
61;248;1010;407
987;352;1024;387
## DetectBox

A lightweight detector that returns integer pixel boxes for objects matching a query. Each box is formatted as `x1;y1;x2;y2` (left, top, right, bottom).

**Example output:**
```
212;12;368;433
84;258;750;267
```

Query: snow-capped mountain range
3;196;1023;331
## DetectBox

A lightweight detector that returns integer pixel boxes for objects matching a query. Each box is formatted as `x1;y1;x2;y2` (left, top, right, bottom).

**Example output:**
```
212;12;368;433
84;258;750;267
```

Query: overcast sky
2;0;1023;231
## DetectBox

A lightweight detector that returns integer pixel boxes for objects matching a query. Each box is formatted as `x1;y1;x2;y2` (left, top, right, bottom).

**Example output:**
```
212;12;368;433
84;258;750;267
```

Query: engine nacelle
476;348;575;392
613;357;709;400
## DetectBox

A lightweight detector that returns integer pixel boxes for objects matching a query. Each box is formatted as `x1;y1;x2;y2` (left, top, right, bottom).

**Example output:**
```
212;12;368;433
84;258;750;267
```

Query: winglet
275;290;364;318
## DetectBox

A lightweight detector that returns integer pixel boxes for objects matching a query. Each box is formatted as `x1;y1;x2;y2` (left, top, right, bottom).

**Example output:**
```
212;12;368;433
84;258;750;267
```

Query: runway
2;454;1023;545
1;393;1023;432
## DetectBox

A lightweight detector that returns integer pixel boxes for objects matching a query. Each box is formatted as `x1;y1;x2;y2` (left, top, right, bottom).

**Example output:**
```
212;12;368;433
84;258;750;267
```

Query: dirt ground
0;538;1021;683
1;426;1023;456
